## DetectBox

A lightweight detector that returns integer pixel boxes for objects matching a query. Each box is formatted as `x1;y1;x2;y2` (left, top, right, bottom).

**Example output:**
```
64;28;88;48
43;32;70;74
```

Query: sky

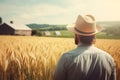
0;0;120;24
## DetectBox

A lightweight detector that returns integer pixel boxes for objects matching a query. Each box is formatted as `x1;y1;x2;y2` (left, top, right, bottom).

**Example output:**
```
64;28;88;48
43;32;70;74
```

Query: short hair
79;35;95;45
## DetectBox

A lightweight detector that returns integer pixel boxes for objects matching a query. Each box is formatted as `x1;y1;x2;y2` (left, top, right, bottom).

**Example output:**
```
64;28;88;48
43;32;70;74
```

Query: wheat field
0;36;120;80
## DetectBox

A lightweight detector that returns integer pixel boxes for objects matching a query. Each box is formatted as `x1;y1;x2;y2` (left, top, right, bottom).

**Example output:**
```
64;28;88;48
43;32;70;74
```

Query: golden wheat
0;36;119;80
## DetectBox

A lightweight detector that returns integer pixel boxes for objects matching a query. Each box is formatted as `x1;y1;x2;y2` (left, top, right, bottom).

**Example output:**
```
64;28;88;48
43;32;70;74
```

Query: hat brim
67;23;102;36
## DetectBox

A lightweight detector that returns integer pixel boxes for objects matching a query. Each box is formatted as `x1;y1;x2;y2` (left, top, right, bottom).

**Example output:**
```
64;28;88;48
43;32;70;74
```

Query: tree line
105;26;120;36
27;24;67;36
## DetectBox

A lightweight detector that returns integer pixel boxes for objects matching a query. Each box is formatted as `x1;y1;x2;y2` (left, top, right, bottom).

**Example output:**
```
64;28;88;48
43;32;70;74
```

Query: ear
76;34;80;42
74;34;77;37
74;34;78;45
93;38;96;44
74;34;80;39
74;34;81;45
93;35;96;44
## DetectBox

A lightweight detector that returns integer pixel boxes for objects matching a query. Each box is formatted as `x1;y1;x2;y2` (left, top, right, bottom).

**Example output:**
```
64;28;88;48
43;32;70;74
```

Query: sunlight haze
0;0;120;24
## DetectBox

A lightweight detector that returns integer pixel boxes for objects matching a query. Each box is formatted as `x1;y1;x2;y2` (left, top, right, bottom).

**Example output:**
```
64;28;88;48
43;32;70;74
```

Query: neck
78;43;94;46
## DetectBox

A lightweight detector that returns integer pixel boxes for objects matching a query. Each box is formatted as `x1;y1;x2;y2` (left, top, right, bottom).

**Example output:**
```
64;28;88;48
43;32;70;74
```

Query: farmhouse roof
4;22;32;30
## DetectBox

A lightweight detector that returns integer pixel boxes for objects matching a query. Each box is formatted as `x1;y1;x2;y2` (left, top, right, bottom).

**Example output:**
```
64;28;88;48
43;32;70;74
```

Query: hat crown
75;15;96;33
84;15;95;23
67;14;101;36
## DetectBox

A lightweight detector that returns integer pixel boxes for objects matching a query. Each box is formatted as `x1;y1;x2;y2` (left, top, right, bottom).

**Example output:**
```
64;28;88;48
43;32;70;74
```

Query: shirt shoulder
64;46;114;62
92;46;115;66
94;47;114;60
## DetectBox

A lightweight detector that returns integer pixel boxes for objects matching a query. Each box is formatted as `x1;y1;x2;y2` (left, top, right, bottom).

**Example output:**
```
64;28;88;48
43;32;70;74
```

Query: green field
43;30;120;39
96;32;120;39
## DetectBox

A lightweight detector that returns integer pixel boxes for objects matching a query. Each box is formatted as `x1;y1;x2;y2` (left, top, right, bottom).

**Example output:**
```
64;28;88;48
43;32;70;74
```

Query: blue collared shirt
54;45;116;80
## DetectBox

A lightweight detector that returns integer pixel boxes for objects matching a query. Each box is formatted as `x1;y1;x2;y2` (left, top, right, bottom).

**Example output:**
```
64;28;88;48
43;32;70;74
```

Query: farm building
0;21;32;36
54;31;61;36
44;31;51;36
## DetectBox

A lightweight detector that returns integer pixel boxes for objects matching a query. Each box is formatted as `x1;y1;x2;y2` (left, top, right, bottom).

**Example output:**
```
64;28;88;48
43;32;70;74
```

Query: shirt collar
77;43;94;47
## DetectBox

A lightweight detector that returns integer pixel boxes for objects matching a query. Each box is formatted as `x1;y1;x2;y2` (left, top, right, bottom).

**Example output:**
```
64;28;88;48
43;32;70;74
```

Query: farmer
54;14;116;80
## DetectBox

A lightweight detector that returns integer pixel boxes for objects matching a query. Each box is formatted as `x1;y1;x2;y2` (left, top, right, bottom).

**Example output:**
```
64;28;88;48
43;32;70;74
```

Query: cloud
0;3;68;24
0;0;120;24
63;0;120;20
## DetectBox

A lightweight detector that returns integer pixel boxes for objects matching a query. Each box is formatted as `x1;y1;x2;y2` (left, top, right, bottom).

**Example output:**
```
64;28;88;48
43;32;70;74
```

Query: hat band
75;28;94;34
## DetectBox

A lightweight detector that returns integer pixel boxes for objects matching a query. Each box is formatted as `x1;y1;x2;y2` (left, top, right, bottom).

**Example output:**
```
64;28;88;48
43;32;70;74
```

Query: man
54;15;116;80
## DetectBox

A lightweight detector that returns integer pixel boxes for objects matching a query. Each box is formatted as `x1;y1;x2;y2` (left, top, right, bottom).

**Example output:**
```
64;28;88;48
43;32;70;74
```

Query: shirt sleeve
54;54;68;80
110;61;116;80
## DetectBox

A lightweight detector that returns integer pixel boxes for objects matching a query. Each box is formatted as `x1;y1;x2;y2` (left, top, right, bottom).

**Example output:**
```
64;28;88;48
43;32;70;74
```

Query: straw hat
67;15;102;36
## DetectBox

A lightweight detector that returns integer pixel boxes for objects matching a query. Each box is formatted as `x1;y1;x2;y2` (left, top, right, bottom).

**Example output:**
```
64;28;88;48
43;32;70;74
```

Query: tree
0;17;2;24
106;26;120;36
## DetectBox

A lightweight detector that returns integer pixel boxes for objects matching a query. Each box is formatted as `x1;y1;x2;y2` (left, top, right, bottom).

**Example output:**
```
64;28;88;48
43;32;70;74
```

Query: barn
54;31;61;36
0;21;32;36
44;31;51;36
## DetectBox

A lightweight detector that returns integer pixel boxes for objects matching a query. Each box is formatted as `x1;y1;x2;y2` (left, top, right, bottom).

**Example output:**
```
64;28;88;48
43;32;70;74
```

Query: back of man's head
75;34;96;45
80;35;95;45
